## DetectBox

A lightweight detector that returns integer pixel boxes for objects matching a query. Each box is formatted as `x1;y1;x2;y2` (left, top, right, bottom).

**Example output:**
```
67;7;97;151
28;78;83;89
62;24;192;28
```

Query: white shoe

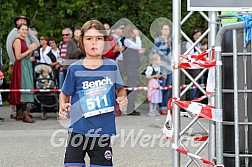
148;111;156;117
155;111;161;116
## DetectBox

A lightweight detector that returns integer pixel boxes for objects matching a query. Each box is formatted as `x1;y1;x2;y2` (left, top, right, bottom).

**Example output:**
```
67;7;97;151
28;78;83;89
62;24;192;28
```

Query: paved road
0;105;209;167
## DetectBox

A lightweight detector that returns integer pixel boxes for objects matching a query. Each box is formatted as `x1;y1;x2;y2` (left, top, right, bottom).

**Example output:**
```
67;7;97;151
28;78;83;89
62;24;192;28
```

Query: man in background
6;15;39;119
58;27;72;88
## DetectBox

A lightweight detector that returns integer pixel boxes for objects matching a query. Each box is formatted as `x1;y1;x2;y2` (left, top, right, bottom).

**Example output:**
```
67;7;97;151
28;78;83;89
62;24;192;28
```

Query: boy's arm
59;92;71;119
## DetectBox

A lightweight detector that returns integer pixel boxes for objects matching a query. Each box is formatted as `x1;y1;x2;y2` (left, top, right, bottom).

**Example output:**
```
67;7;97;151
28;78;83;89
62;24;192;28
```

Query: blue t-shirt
61;58;124;136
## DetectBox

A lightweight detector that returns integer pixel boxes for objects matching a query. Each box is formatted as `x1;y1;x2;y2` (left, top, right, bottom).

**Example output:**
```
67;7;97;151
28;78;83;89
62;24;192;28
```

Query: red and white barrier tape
193;135;208;141
163;98;174;140
171;143;216;166
124;84;206;91
0;84;207;93
178;49;221;69
206;67;215;93
0;89;61;93
174;98;222;122
163;97;216;166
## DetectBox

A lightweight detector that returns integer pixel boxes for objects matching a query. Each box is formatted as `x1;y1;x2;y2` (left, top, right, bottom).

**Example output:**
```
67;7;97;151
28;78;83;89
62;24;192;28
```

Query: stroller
30;63;59;119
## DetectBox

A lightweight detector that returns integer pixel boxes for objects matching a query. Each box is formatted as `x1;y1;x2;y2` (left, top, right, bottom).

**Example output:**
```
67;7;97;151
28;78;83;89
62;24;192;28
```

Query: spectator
65;25;82;68
102;24;122;116
36;36;52;64
36;65;54;89
145;54;166;117
59;28;73;88
121;24;142;116
59;20;127;167
201;38;208;52
151;24;173;115
103;34;120;60
30;28;38;37
48;37;61;85
111;23;125;62
104;23;111;35
9;23;38;123
185;28;204;100
6;15;39;119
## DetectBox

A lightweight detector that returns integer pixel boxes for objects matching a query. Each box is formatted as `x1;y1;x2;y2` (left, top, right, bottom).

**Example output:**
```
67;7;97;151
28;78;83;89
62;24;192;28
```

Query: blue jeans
59;71;64;88
59;69;67;88
159;73;172;111
189;79;203;100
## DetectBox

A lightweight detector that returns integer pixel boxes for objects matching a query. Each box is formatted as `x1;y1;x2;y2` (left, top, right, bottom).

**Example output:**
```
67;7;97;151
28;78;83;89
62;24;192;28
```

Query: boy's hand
59;103;71;119
116;96;128;108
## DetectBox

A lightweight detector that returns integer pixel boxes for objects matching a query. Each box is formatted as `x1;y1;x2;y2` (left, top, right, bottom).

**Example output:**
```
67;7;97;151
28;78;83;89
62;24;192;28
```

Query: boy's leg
64;132;87;167
88;137;113;167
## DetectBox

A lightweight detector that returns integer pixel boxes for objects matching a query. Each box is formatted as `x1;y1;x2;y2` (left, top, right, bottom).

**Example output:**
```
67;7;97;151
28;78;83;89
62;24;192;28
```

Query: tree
0;0;208;102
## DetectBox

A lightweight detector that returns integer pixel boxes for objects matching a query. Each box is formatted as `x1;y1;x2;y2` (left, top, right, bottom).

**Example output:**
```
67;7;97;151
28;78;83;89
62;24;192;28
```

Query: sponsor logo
104;150;112;160
82;77;113;89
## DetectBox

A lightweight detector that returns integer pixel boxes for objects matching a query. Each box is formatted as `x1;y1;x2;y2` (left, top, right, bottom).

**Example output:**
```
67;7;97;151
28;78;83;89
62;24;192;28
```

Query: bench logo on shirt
82;77;113;89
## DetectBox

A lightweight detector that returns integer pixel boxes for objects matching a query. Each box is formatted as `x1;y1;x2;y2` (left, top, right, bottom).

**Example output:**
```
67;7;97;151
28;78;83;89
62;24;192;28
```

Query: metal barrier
171;7;217;166
215;21;252;166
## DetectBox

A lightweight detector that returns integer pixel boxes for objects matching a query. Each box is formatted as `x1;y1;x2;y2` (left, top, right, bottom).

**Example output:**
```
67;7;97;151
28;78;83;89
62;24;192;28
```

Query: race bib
78;84;115;118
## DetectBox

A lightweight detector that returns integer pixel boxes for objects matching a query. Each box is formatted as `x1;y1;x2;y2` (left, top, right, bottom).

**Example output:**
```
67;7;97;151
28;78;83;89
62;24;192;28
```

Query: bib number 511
86;95;108;110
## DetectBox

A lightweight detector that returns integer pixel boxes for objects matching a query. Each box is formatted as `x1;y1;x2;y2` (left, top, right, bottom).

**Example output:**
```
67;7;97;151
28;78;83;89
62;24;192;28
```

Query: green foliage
0;0;208;103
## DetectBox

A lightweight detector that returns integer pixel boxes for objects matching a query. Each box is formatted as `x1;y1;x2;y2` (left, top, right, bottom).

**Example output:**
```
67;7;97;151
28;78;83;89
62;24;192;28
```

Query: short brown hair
78;20;108;53
202;38;208;45
48;36;57;44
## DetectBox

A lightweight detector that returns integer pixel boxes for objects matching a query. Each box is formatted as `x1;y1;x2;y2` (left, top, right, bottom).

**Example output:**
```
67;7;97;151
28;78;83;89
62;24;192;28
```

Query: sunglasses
62;34;70;36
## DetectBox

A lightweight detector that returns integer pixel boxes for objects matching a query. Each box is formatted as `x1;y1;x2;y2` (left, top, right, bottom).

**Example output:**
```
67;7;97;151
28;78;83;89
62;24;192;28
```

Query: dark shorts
64;132;113;167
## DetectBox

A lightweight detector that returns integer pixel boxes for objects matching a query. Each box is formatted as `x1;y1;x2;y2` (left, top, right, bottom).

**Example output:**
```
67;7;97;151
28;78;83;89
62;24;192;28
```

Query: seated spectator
36;36;52;64
36;65;55;89
48;37;61;85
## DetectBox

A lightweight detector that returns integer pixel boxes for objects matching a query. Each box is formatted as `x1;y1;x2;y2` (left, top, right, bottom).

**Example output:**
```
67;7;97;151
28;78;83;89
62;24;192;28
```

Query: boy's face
83;28;105;57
